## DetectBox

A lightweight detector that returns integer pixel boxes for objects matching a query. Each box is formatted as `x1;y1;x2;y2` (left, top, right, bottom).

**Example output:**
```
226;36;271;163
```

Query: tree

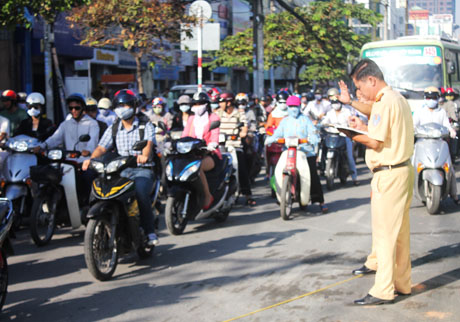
0;0;90;121
68;0;194;94
206;0;382;91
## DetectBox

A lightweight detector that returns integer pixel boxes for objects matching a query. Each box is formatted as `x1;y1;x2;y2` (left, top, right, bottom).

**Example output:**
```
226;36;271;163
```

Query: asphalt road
3;161;460;322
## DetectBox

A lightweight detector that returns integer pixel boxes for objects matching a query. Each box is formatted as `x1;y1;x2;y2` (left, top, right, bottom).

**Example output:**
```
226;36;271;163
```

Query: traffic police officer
338;59;414;305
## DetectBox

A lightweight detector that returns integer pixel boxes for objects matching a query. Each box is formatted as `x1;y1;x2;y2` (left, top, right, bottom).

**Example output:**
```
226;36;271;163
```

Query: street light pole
197;7;203;93
252;0;264;98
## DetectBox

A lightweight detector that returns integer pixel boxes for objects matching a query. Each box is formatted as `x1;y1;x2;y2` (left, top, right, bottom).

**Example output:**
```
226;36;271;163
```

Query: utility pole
44;21;54;122
253;0;264;98
383;0;389;40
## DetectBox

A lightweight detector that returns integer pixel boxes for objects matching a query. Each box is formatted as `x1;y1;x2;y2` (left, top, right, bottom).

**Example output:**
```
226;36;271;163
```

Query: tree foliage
206;0;382;89
68;0;195;93
0;0;89;27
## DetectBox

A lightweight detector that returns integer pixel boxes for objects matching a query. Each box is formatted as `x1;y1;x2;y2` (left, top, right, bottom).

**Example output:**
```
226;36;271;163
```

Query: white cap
98;97;112;109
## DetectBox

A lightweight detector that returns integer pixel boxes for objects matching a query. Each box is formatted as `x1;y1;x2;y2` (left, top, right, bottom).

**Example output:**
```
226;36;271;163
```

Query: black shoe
395;291;411;296
354;294;394;305
353;180;360;186
352;265;376;275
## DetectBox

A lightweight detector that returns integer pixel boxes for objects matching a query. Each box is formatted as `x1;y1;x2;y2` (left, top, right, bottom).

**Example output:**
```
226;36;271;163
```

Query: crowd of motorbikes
0;86;459;312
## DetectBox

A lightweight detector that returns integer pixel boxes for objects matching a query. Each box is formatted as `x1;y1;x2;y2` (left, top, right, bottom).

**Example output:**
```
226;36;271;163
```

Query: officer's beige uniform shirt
366;86;414;170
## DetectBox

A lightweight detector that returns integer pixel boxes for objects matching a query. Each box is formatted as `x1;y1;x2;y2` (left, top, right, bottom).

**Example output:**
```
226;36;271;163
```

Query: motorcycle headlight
106;158;127;174
10;140;28;152
90;160;105;174
48;149;63;160
176;141;194;154
165;161;173;181
179;161;201;182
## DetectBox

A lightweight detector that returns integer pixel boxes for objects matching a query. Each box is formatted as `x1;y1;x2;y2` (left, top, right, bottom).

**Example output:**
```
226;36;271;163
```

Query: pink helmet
286;95;301;107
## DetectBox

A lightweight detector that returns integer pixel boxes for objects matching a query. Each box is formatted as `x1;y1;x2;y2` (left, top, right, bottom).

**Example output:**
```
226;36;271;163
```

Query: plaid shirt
99;118;156;166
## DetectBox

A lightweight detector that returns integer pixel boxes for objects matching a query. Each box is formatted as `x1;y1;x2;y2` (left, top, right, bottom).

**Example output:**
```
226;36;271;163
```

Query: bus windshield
362;45;443;92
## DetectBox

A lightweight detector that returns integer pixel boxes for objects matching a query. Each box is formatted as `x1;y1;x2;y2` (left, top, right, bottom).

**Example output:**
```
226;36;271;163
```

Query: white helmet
98;97;112;109
26;92;45;105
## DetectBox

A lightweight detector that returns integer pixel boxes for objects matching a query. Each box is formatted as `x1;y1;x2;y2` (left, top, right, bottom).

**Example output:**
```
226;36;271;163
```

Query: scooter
0;198;13;312
29;135;90;246
0;135;40;228
164;121;238;235
322;126;350;190
413;123;454;214
84;140;159;281
274;136;311;220
265;126;283;197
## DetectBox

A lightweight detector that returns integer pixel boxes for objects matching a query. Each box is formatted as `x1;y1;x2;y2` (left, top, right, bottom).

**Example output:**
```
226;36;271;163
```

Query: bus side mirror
447;61;456;75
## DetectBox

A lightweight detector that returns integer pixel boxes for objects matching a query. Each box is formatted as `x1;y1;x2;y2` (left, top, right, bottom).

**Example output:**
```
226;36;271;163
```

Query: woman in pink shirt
182;92;221;210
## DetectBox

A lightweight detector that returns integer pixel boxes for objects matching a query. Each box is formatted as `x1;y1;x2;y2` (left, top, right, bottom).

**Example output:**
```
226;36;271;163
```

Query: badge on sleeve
373;114;381;126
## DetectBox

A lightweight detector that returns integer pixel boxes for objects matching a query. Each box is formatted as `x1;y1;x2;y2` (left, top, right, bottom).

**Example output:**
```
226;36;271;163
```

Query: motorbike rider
97;97;117;126
260;95;273;115
171;95;193;131
440;88;458;122
82;89;159;246
413;86;459;204
149;97;173;129
182;92;222;210
86;97;108;140
208;88;221;112
265;91;289;131
15;92;55;141
17;92;28;111
303;88;330;124
0;90;28;134
37;92;100;206
217;92;256;206
265;95;328;213
321;98;360;186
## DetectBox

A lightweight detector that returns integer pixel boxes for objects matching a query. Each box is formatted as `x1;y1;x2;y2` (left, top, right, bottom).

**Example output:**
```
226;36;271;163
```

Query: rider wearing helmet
85;97;108;140
172;94;193;130
303;88;330;123
0;89;28;134
149;97;172;130
15;92;54;140
266;91;289;129
182;91;222;210
265;95;328;213
83;89;159;246
440;87;459;122
208;88;221;111
260;94;273;114
17;92;28;111
97;97;117;126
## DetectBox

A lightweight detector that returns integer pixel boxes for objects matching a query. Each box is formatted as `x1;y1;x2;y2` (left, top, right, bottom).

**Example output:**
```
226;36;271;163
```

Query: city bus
361;35;460;110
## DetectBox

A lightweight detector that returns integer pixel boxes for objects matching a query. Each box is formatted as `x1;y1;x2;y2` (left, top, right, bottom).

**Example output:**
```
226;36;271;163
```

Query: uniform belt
372;160;409;173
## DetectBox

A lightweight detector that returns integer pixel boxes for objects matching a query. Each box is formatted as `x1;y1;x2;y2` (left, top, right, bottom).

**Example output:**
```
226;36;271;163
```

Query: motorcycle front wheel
84;218;118;281
30;196;57;246
325;158;335;191
280;175;293;220
165;196;188;235
426;182;441;215
0;249;8;312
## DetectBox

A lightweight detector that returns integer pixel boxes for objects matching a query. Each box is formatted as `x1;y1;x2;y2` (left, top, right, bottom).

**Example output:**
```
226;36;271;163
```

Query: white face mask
179;105;191;112
425;99;438;109
114;106;134;120
238;104;246;109
27;108;41;117
315;94;322;101
210;103;219;110
192;104;207;116
100;109;110;116
332;103;342;111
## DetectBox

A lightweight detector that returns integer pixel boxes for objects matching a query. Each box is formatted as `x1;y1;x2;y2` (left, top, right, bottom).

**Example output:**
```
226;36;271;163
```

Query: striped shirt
217;108;247;148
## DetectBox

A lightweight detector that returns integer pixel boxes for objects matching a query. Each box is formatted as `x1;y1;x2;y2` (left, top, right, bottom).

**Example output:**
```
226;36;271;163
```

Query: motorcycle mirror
209;120;221;131
79;134;91;142
132;140;147;151
157;121;167;132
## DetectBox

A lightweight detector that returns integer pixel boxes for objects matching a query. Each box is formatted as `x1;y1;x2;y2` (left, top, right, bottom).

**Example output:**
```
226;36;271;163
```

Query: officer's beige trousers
364;165;414;300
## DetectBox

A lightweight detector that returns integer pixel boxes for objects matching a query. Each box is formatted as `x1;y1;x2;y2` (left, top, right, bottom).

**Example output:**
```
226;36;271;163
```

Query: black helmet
276;91;289;103
261;94;272;102
306;92;315;102
66;93;86;108
192;91;210;105
113;89;138;108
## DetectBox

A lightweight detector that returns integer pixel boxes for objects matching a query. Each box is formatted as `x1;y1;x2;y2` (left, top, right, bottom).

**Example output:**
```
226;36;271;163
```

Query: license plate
285;137;298;147
327;151;334;158
219;134;226;143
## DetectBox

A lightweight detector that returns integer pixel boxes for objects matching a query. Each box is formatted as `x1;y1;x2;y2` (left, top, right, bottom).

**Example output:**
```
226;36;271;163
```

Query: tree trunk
135;55;144;94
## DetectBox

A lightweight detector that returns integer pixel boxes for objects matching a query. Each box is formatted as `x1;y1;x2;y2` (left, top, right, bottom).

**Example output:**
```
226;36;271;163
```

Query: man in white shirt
304;88;330;123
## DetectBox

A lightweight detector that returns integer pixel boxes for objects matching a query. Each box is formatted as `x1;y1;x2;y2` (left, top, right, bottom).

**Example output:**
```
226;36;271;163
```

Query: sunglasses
69;105;82;111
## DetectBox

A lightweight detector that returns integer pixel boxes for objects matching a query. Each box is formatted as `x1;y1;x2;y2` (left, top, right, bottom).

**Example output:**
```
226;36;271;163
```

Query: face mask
425;99;438;109
210;103;219;110
278;103;287;111
114;107;134;120
315;94;322;101
153;107;162;115
100;109;110;116
238;104;246;109
27;108;41;117
446;95;454;101
192;104;207;116
288;107;300;118
180;105;191;112
301;99;307;104
332;103;342;111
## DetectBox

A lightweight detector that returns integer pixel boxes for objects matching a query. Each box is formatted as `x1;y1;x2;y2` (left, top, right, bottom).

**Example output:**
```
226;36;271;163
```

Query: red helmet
219;92;235;102
208;88;220;103
1;89;17;101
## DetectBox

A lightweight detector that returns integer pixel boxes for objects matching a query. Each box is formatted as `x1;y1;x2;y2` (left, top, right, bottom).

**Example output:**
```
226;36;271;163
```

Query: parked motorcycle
84;140;159;281
0;198;13;312
0;135;40;228
164;121;237;235
322;126;350;190
274;137;311;220
29;135;90;246
413;123;454;214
